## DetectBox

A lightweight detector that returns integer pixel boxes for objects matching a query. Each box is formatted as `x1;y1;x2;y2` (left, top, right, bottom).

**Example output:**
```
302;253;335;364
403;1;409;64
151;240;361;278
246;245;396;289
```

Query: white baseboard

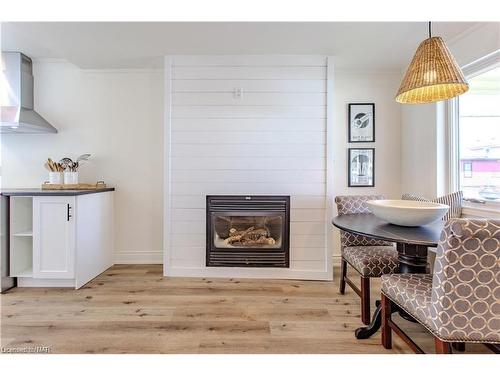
164;266;333;281
114;251;163;264
114;252;340;266
113;251;341;279
18;278;75;288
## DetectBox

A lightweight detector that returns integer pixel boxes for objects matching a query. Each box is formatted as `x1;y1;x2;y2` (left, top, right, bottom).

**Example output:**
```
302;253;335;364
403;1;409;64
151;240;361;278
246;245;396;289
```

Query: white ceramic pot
48;172;63;184
366;199;449;227
64;171;79;185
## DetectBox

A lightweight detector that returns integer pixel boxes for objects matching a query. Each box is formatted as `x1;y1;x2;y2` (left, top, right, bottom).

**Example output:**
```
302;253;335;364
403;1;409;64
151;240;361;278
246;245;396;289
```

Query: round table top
332;213;444;247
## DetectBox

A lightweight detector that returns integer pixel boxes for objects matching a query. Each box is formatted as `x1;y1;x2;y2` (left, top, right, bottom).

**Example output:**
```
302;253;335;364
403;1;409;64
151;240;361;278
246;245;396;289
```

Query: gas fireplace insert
206;195;290;267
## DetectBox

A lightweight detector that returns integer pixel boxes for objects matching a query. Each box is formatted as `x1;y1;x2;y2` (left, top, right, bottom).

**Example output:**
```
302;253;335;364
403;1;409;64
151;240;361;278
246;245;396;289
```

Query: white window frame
446;49;500;216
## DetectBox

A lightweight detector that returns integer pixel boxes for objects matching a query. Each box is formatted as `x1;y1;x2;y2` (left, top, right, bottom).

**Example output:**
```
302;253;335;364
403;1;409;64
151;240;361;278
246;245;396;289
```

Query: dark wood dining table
332;213;444;339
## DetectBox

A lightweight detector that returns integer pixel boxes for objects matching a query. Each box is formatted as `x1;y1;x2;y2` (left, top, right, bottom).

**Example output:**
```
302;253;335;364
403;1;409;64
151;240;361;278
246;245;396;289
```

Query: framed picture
348;148;375;187
348;103;375;142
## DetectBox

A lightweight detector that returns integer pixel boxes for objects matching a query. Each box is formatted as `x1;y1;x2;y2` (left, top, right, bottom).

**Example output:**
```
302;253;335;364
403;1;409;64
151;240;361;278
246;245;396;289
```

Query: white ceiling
1;22;482;70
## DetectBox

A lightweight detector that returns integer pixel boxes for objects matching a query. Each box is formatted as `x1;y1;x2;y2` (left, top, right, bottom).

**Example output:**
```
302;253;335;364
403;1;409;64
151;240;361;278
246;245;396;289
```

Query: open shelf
10;197;33;234
10;197;34;278
10;236;33;277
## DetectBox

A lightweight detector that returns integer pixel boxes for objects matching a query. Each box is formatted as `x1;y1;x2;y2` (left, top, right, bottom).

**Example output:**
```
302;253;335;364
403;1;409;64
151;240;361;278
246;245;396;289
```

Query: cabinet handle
67;204;72;221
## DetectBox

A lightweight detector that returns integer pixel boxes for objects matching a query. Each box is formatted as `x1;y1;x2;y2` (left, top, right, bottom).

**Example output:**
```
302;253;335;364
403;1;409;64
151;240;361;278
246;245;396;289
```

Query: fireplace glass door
212;212;283;250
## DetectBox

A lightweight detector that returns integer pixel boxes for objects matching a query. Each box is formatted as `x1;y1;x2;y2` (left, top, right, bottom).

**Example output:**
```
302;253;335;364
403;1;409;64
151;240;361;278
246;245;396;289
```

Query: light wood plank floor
0;264;491;354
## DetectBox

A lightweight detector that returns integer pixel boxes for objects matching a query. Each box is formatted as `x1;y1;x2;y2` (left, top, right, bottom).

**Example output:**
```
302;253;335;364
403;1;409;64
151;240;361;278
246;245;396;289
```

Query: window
457;64;500;203
463;161;472;178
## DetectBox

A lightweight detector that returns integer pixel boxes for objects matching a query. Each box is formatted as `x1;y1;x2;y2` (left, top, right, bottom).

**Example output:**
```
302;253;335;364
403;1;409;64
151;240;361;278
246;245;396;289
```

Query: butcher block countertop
1;188;115;196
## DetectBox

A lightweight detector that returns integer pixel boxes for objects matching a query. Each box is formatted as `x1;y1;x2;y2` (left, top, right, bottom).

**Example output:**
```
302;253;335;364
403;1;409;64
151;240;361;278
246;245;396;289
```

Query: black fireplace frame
206;195;290;268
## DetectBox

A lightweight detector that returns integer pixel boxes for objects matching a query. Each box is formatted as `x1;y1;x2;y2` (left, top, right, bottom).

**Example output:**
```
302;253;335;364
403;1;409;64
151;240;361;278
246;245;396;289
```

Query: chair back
402;191;463;220
429;218;500;342
335;195;392;248
401;193;429;201
434;191;463;220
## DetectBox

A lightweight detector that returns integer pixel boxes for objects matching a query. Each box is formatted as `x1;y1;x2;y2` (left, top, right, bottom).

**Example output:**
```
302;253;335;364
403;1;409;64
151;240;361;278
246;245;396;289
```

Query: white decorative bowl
366;199;449;227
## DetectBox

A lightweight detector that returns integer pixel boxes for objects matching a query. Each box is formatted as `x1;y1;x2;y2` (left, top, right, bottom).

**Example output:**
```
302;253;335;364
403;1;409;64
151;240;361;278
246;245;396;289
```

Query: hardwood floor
0;264;491;354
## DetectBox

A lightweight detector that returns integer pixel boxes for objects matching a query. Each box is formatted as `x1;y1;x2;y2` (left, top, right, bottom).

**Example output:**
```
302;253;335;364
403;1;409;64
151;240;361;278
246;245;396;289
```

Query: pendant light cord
428;21;432;39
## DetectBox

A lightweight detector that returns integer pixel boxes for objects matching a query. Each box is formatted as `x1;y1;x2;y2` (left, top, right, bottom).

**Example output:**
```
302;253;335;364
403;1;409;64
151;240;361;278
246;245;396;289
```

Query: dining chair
335;195;398;324
402;191;465;280
380;218;500;354
402;191;464;220
435;191;463;220
401;193;429;202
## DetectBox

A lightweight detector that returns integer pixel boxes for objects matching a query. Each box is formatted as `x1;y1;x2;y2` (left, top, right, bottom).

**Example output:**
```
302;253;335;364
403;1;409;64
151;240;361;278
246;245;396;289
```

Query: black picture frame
348;103;375;143
348;148;375;187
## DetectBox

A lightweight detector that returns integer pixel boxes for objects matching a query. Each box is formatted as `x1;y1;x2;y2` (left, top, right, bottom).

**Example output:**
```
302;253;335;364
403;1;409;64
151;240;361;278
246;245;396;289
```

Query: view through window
459;66;500;201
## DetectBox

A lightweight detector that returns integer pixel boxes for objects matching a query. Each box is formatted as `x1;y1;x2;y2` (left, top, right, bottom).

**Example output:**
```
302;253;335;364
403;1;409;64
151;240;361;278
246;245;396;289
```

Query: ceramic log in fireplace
206;195;290;267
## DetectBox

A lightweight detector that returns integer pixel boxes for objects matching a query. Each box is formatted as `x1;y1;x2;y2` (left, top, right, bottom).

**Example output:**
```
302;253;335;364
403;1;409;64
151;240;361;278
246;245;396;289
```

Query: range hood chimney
1;52;58;134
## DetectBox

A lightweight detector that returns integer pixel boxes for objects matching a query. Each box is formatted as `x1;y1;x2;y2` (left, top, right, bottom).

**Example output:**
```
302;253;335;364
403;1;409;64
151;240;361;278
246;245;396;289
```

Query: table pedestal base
355;242;429;339
396;243;427;273
396;243;428;273
355;301;382;339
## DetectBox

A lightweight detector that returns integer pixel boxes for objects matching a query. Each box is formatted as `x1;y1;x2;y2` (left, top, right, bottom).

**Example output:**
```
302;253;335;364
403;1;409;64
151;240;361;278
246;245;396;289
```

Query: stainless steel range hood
1;52;57;134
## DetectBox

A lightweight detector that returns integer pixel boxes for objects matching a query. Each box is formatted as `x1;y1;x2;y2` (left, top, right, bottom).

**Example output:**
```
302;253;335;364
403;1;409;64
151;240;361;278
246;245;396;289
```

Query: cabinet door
33;196;75;279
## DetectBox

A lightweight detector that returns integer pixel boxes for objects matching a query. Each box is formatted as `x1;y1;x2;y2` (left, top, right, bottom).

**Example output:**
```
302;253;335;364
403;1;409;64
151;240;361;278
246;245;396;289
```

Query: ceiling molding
446;22;484;45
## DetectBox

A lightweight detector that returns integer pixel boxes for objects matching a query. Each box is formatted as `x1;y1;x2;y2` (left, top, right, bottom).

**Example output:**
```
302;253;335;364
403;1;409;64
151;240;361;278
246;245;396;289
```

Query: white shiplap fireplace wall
164;55;333;280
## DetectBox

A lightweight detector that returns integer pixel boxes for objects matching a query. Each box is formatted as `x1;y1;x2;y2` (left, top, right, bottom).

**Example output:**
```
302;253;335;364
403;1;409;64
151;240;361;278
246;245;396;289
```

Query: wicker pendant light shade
396;36;469;104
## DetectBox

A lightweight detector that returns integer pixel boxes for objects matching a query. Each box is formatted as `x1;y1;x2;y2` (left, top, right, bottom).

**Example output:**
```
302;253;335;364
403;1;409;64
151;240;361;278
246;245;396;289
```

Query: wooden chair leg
360;276;370;325
339;259;347;294
435;338;452;354
452;342;465;352
381;294;392;349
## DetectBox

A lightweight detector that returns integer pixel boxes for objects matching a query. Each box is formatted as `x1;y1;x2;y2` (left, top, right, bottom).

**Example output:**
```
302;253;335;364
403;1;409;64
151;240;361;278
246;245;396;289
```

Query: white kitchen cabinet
33;196;76;279
6;190;114;288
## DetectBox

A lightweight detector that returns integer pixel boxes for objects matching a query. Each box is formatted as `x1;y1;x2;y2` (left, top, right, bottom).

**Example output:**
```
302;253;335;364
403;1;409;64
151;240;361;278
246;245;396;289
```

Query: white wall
400;103;439;198
400;23;500;198
0;61;164;263
164;55;333;280
1;58;404;267
332;70;402;254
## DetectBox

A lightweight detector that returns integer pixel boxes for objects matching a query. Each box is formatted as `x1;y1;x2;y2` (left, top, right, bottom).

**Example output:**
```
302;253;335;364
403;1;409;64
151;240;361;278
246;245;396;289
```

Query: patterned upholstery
344;246;399;277
429;219;500;342
382;218;500;343
401;193;428;202
434;191;463;221
381;273;433;325
335;195;393;247
335;195;397;277
401;191;463;221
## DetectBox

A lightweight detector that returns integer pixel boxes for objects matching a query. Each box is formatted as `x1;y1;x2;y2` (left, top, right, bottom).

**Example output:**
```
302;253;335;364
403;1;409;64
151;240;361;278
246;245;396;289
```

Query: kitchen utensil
46;158;64;172
59;157;73;171
47;158;55;171
76;154;91;163
47;158;59;172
